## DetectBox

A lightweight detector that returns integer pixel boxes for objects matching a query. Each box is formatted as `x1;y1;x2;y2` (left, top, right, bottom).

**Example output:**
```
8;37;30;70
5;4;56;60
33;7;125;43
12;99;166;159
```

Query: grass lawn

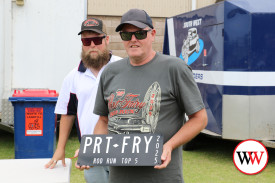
1;128;274;183
182;135;275;183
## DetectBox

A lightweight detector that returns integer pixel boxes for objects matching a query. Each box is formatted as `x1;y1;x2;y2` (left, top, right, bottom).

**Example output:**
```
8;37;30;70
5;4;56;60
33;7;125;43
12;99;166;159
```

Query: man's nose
130;34;137;41
89;40;96;47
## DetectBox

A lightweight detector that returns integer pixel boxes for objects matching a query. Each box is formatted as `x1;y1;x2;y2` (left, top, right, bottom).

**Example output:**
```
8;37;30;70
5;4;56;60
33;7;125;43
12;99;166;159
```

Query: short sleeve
172;61;205;115
55;69;77;115
93;68;109;116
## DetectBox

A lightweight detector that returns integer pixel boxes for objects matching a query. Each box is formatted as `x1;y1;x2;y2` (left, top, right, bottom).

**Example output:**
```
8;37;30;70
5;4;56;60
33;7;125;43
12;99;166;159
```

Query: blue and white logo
179;28;204;65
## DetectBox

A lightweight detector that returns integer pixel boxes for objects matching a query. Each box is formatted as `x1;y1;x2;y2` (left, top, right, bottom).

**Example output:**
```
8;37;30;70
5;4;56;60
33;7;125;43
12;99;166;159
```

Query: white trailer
0;0;87;132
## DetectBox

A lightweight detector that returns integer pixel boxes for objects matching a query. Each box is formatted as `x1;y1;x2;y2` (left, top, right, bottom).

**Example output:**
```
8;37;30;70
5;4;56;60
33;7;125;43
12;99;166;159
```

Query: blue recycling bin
9;89;58;159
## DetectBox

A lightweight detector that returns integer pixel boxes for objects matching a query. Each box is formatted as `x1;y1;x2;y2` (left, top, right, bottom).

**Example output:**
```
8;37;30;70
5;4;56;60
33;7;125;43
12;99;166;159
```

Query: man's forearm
56;115;75;149
93;116;108;134
155;108;207;169
165;108;208;150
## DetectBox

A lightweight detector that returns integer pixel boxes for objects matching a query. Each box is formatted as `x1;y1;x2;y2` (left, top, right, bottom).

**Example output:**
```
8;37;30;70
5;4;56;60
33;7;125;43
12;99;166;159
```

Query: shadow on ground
185;133;275;163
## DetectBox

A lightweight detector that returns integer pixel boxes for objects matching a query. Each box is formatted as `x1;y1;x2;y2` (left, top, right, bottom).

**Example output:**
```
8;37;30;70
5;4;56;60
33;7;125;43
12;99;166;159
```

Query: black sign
77;134;163;166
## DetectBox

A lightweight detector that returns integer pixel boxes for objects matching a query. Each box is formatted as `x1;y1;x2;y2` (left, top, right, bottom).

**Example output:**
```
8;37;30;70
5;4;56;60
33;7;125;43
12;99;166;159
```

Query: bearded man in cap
45;18;121;183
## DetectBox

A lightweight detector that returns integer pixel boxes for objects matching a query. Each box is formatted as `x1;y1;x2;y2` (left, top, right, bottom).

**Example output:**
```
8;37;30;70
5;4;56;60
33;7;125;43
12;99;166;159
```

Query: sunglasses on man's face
119;30;151;41
81;36;106;46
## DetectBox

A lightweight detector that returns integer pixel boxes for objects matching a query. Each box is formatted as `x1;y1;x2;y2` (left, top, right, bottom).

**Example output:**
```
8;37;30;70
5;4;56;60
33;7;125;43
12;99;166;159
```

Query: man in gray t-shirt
92;9;208;183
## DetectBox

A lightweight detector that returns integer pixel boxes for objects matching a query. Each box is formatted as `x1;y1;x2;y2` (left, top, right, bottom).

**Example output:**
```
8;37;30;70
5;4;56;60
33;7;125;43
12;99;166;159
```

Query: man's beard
81;48;110;69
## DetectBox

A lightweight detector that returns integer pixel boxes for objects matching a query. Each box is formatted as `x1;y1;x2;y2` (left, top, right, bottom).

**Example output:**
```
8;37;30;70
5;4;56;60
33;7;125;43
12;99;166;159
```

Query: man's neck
130;51;156;66
89;66;102;78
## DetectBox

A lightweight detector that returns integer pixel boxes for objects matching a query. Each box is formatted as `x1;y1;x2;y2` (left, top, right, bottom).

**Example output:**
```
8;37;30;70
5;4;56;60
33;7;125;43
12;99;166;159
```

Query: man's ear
151;29;156;41
105;35;110;45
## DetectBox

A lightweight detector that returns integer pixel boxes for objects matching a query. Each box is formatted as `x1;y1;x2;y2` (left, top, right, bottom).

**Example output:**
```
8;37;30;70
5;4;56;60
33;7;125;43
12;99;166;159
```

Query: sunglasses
119;30;151;41
81;36;106;46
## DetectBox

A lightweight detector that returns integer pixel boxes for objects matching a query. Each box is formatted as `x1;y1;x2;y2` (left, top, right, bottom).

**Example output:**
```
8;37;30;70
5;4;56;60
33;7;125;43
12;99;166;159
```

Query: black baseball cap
78;18;106;35
115;9;154;32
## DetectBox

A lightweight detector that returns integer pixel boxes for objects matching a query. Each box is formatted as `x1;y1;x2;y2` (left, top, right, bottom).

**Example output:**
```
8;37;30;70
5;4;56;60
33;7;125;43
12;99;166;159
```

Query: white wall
11;0;86;93
88;0;192;17
0;1;4;111
0;1;4;105
0;0;13;111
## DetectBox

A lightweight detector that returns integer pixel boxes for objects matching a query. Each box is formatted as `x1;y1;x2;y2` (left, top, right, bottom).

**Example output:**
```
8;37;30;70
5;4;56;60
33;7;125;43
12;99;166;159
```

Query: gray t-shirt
94;52;205;183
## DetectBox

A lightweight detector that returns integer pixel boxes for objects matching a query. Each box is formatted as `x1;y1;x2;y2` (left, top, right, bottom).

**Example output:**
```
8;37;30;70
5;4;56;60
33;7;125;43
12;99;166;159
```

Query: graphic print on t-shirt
107;82;161;134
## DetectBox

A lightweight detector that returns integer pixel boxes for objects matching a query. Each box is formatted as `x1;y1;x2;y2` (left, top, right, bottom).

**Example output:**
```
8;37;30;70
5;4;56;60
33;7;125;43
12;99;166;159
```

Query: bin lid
12;89;58;97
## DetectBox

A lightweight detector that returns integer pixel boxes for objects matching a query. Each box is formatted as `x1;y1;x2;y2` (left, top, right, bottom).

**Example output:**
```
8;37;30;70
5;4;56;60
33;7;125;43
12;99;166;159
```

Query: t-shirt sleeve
172;61;205;116
93;69;109;116
54;70;77;115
